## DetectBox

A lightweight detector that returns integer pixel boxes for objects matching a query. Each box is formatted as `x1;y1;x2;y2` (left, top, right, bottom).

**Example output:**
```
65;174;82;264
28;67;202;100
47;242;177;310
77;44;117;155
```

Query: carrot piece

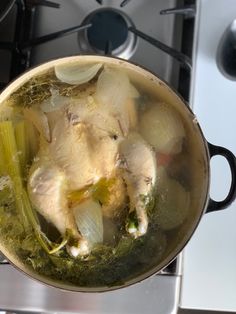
156;152;173;167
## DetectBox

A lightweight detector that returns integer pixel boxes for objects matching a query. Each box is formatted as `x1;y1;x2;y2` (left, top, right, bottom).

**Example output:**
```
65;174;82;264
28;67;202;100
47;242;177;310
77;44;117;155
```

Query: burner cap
87;10;128;52
78;8;138;60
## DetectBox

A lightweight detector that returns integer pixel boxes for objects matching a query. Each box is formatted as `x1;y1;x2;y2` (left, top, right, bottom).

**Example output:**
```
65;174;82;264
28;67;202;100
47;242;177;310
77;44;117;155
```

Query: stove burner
78;8;138;59
87;10;128;51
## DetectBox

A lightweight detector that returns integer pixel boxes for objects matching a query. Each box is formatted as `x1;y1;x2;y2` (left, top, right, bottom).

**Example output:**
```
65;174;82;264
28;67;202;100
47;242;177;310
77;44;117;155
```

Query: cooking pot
0;55;235;292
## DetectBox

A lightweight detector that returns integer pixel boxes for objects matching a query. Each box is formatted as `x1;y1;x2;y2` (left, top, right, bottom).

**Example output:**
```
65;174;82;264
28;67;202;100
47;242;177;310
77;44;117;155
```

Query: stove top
0;1;194;313
35;0;179;80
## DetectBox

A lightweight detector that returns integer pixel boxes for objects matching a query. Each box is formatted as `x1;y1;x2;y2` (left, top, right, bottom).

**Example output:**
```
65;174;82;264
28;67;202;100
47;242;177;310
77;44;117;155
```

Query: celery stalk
0;141;5;175
0;120;68;254
15;121;28;175
0;121;21;178
0;121;29;229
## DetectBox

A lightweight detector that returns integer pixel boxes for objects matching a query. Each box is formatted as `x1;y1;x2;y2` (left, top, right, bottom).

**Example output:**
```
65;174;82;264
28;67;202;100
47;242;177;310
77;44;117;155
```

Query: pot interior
0;56;209;292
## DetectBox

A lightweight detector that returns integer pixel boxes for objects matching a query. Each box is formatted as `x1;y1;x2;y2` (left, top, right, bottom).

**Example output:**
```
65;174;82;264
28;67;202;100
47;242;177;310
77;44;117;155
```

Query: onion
127;98;138;129
96;67;131;135
55;63;103;85
129;84;140;98
157;167;190;230
96;67;130;109
139;102;185;154
73;199;103;247
40;89;69;113
23;107;50;142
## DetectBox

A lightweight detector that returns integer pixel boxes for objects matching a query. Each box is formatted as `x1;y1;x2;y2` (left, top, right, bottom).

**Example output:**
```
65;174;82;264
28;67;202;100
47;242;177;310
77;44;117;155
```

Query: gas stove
0;1;194;313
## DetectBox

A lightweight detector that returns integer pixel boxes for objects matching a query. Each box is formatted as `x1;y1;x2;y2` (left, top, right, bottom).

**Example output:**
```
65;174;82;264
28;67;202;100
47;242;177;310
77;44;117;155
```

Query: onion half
156;167;190;230
23;107;50;142
129;84;140;98
55;63;103;85
139;102;185;154
96;67;130;110
73;199;103;248
95;67;133;135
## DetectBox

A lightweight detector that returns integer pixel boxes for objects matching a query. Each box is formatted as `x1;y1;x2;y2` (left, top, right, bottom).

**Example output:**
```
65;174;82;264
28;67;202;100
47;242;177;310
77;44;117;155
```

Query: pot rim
0;55;211;292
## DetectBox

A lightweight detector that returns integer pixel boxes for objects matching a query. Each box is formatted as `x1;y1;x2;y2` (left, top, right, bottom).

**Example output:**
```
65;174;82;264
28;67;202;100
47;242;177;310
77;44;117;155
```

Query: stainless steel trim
0;265;181;314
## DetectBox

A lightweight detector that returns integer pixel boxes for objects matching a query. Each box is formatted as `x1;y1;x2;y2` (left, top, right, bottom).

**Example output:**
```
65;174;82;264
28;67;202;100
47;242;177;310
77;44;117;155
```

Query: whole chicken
27;66;157;257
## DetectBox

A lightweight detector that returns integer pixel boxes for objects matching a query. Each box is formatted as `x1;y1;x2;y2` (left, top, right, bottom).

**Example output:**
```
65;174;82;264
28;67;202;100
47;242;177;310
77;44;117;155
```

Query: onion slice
96;67;130;110
139;102;185;154
23;107;50;142
40;89;69;113
129;84;140;98
95;67;132;135
54;63;103;85
156;167;190;230
73;199;103;248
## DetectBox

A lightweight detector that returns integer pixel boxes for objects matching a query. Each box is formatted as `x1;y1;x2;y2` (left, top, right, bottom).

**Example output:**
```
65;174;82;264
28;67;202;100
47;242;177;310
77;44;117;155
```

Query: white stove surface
181;0;236;311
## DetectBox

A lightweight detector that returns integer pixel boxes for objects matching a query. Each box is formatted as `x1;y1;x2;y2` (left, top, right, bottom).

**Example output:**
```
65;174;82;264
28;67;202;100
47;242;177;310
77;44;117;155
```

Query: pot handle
206;142;236;213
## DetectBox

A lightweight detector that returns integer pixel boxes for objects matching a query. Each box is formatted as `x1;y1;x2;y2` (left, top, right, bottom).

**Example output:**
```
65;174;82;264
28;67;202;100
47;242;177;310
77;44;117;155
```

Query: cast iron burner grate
0;0;90;88
0;0;194;94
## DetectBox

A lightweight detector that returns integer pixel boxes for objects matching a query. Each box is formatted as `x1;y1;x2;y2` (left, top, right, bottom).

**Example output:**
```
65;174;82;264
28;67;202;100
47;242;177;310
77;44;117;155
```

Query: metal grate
0;0;36;89
0;0;195;88
0;0;89;90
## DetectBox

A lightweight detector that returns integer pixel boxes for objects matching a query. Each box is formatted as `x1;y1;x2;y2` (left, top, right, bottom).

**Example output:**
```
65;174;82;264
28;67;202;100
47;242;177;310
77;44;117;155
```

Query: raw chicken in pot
27;65;157;257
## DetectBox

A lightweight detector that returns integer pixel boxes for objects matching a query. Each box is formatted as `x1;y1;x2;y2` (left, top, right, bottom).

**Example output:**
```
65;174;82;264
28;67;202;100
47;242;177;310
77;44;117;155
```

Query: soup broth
0;58;208;289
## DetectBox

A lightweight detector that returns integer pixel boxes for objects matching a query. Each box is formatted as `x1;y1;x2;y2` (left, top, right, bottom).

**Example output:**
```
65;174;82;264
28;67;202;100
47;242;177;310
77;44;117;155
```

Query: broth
0;59;208;289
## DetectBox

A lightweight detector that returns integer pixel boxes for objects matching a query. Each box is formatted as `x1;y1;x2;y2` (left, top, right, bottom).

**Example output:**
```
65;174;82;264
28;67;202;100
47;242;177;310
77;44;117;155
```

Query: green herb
10;71;96;109
0;188;166;288
126;210;139;232
10;72;55;108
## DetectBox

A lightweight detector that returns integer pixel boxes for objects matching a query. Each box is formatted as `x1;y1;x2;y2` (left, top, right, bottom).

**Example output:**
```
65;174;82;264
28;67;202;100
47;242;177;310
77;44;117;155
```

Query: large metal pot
0;55;235;292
